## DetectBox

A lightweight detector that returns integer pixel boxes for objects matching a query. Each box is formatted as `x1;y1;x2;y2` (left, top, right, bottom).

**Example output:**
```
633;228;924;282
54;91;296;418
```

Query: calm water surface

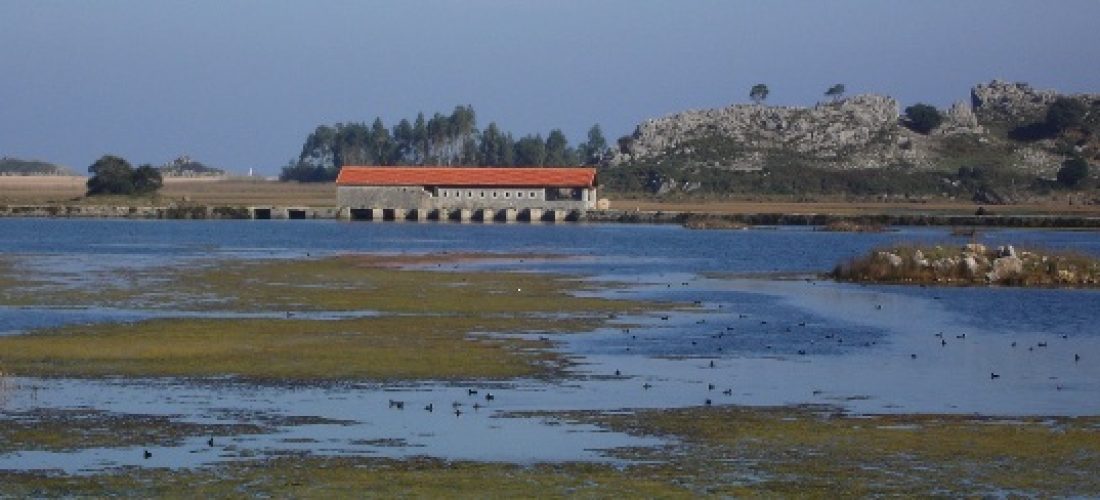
0;219;1098;472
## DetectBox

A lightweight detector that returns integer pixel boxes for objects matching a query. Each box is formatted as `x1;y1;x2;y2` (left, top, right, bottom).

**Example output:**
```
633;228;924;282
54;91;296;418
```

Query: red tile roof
336;167;596;188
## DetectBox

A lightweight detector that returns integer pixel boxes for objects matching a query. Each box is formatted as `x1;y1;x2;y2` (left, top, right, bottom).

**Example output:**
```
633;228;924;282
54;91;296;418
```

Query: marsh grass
0;255;644;315
583;406;1100;496
0;458;695;498
0;316;586;381
0;409;264;454
0;255;652;380
5;406;1097;497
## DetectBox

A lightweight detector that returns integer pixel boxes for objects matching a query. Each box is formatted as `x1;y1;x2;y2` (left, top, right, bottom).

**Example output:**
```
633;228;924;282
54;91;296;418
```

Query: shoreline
2;203;1100;227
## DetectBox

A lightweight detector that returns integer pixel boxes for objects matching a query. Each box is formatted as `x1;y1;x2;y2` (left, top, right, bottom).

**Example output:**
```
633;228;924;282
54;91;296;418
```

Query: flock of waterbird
144;292;1084;461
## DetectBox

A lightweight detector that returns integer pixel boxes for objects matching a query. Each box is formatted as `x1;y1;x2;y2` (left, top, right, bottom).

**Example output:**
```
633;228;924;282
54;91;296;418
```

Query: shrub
903;104;943;134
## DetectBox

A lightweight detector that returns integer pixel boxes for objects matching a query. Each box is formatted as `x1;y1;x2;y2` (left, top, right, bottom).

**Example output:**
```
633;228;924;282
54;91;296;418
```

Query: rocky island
832;243;1100;286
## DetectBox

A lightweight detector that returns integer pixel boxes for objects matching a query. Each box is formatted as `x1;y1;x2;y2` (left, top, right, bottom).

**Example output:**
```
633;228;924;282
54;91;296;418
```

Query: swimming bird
1011;342;1017;347
875;305;882;310
956;333;966;339
722;389;732;396
941;339;947;347
485;393;495;401
935;332;943;338
143;450;152;459
642;383;653;390
614;369;621;376
708;383;715;391
1075;354;1081;362
990;372;1000;379
425;403;434;412
910;354;917;359
797;350;806;355
388;399;405;410
704;399;712;406
207;437;214;447
709;360;715;368
1037;342;1048;348
468;389;478;395
473;402;483;410
660;315;670;321
454;408;462;417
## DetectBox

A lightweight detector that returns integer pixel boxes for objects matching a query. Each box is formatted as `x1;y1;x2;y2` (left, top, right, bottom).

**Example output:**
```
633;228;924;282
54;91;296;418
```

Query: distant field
0;176;335;206
1;176;1097;216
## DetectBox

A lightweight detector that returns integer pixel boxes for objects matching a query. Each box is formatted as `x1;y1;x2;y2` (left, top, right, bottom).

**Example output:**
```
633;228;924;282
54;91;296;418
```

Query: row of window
439;190;540;199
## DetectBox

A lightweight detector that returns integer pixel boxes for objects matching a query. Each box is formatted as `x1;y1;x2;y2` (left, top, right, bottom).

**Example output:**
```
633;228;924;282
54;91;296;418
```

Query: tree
86;155;135;195
85;155;163;196
1045;97;1087;134
513;134;546;166
825;83;846;102
1057;156;1090;187
749;83;769;104
903;103;944;134
544;129;570;165
132;164;163;195
580;124;608;164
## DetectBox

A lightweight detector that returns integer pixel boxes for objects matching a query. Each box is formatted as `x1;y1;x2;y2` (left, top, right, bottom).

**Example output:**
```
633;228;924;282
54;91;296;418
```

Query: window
529;191;536;198
505;192;510;198
492;192;498;198
517;192;524;198
480;191;485;198
467;191;473;197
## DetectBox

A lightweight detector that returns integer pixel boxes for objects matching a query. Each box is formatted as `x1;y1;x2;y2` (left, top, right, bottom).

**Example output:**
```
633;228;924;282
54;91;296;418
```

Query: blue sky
2;0;1098;175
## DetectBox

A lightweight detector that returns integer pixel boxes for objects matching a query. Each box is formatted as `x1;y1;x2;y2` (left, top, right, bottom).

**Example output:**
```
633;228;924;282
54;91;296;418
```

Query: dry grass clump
821;220;887;232
832;243;1100;286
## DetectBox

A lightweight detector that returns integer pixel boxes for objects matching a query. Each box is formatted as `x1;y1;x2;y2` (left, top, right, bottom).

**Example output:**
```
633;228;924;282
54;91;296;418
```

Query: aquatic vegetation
832;243;1100;286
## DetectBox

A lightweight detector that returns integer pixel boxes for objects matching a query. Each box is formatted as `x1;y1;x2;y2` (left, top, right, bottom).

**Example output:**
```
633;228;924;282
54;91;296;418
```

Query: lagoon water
1;219;1098;472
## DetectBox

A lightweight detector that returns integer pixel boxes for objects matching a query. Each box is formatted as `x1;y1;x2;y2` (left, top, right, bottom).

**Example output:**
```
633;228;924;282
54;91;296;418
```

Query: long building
336;166;598;221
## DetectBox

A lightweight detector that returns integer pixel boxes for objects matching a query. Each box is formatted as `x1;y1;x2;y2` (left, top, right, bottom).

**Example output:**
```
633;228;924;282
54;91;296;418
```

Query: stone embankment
832;243;1100;286
3;204;1100;228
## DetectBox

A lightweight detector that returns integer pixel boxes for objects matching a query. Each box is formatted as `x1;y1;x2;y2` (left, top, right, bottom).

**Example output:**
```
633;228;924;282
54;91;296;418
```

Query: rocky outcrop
612;80;1098;178
614;94;903;169
970;80;1058;125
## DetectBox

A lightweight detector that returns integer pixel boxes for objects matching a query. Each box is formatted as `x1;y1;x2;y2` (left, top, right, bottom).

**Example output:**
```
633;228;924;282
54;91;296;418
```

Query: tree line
280;105;610;182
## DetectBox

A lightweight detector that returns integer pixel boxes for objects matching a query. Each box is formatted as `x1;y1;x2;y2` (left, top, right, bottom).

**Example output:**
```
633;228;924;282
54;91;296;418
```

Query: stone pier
479;208;497;222
503;208;518;223
526;208;544;222
458;209;473;222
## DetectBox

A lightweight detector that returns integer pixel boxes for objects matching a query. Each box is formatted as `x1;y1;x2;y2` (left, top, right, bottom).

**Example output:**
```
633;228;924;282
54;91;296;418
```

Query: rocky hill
611;81;1098;183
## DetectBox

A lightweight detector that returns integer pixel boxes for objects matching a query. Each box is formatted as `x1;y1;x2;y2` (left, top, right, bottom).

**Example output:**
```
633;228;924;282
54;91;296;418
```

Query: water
1;219;1098;473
